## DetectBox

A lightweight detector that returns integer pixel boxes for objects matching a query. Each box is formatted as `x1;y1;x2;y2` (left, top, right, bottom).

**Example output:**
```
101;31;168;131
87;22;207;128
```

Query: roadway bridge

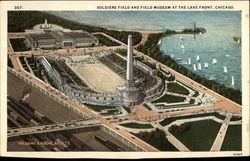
8;119;101;138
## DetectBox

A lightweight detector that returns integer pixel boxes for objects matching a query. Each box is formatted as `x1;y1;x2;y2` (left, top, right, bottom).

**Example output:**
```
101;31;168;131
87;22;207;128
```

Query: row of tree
137;32;242;105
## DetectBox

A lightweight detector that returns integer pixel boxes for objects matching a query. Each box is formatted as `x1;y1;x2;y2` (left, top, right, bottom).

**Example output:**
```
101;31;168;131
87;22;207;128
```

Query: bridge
8;119;101;138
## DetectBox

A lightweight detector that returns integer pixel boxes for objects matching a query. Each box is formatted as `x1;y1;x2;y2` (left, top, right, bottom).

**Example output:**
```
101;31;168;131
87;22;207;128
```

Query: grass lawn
159;112;226;127
10;39;30;52
85;104;116;112
132;130;179;151
94;34;120;46
143;103;152;110
119;122;153;129
122;106;132;113
167;83;189;95
221;125;242;151
100;109;119;116
170;120;221;151
152;94;186;103
230;116;242;121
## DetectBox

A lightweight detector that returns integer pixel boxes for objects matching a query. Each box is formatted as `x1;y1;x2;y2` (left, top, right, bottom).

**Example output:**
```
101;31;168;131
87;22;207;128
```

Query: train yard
7;95;131;151
7;71;132;151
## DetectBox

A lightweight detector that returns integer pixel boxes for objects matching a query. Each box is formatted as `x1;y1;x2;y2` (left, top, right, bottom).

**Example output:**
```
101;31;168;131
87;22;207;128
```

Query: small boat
158;39;162;45
180;61;188;65
176;58;182;61
170;54;175;57
225;54;230;57
196;55;200;61
180;36;184;41
231;76;235;86
209;76;216;80
193;64;197;71
181;44;185;49
198;63;202;71
223;66;228;73
188;58;191;65
212;58;217;64
204;62;208;68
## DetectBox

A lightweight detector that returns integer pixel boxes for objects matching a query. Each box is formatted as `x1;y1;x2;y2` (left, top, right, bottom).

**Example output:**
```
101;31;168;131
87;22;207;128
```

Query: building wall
25;31;98;49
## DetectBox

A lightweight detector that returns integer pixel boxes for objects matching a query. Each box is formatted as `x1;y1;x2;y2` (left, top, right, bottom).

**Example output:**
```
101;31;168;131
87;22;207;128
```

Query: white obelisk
126;35;134;85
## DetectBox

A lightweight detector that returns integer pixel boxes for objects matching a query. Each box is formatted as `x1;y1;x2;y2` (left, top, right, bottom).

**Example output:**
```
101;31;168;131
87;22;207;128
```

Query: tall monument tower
117;35;144;107
126;35;134;85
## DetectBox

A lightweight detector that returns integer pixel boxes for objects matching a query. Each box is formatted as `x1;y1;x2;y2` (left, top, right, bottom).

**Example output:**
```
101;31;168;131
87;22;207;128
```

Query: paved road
210;114;232;151
92;32;126;46
153;123;190;152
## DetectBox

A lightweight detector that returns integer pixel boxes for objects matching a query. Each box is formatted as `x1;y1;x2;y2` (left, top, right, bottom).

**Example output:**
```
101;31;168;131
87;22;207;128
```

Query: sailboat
157;38;162;46
204;62;208;68
180;36;184;42
188;58;191;65
231;76;235;86
196;55;200;61
223;66;228;73
198;63;202;71
193;64;197;71
212;58;217;64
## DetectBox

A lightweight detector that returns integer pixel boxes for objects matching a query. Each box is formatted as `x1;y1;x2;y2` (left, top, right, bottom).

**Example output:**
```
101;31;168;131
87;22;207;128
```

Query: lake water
49;11;241;90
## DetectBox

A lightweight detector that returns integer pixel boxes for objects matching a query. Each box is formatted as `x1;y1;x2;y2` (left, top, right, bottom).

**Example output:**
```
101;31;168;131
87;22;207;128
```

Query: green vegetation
167;82;190;95
212;113;227;120
9;39;30;52
152;94;186;103
116;49;127;57
120;122;153;129
230;116;242;121
122;106;132;113
137;32;241;105
221;125;242;151
33;69;43;81
155;103;195;109
169;124;191;133
27;56;44;80
94;34;120;46
85;104;116;112
189;99;195;104
132;128;178;151
165;74;175;82
8;11;142;46
19;57;30;72
159;112;226;126
193;90;199;97
170;120;221;151
176;80;199;97
101;109;119;116
143;103;152;110
8;57;13;68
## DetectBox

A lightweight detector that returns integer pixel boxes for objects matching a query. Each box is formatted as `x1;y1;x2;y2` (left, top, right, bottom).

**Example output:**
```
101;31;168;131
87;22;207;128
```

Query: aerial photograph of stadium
7;11;242;152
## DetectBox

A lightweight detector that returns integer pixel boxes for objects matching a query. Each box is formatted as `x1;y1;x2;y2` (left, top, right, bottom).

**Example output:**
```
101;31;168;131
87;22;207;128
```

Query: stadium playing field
76;65;124;92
